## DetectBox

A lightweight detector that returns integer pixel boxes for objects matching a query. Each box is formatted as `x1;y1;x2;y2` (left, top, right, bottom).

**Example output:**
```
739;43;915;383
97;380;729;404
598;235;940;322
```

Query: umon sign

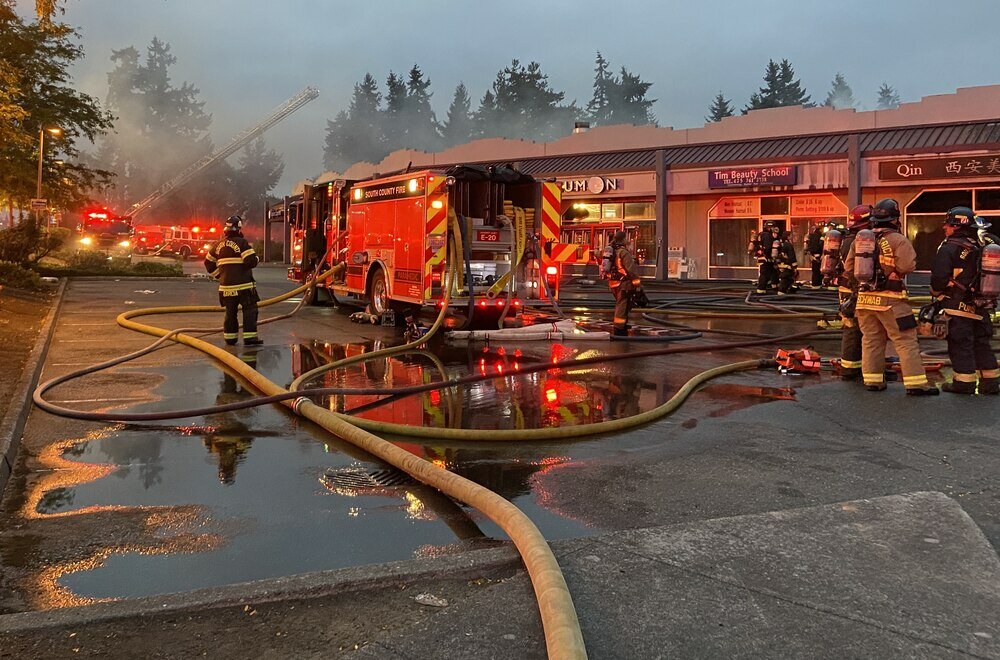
559;176;621;195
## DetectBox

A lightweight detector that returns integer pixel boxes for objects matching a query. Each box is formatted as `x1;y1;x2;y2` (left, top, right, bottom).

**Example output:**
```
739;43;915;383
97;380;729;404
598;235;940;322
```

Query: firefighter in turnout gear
844;198;938;395
930;206;999;394
204;215;261;345
607;230;643;337
752;221;780;294
832;205;873;380
804;221;826;287
775;229;798;295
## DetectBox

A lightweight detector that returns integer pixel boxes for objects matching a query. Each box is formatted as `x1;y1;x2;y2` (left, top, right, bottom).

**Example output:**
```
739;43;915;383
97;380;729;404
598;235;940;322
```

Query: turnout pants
946;314;999;383
220;287;260;342
857;305;929;389
611;281;634;331
777;265;796;293
810;258;823;287
840;317;863;372
756;261;775;293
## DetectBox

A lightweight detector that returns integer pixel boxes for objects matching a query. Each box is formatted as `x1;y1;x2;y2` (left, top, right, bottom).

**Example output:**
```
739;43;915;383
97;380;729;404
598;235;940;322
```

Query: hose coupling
292;396;311;414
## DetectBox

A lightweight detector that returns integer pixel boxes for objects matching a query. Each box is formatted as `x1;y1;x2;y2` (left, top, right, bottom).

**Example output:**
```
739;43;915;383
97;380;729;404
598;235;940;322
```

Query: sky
17;0;1000;193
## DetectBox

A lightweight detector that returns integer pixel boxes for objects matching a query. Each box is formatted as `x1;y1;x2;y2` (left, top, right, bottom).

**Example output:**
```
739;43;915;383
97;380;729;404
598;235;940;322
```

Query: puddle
6;332;810;607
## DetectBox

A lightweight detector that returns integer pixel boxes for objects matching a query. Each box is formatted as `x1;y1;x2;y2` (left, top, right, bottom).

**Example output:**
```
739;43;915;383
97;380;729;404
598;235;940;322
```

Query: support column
654;149;668;280
282;195;291;264
847;134;861;207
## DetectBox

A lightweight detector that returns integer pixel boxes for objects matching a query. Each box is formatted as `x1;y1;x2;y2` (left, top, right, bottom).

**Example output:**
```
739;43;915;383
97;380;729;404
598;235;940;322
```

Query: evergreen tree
705;92;735;122
473;88;500;138
744;58;812;113
610;65;656;126
382;70;406;148
96;37;214;221
823;72;855;110
0;4;113;217
323;73;385;172
234;138;284;214
475;59;576;141
442;82;473;146
401;64;441;151
876;82;901;110
586;51;613;125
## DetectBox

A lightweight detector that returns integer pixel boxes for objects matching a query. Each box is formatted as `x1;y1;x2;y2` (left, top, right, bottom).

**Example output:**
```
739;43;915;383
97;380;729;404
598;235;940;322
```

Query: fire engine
75;206;134;254
286;165;577;322
134;223;221;259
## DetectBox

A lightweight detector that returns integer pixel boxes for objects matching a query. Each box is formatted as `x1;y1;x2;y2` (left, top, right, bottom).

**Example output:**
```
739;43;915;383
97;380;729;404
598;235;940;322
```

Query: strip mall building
322;85;1000;281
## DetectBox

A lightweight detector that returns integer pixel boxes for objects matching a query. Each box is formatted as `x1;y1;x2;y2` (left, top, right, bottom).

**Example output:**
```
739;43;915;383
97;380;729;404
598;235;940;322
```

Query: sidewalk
3;492;998;659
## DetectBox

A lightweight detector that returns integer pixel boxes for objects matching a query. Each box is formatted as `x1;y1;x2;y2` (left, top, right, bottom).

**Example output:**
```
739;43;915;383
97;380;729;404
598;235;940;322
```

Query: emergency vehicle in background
75;206;134;254
286;165;575;322
134;223;221;259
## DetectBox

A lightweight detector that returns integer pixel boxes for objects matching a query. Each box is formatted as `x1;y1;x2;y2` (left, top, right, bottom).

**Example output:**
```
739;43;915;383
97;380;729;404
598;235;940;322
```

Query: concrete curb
0;278;67;496
0;544;520;633
67;276;209;282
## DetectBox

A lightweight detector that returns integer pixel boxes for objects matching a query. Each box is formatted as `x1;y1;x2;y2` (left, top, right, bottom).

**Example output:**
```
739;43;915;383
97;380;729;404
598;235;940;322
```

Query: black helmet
762;220;778;230
225;215;243;233
944;206;975;227
871;198;901;226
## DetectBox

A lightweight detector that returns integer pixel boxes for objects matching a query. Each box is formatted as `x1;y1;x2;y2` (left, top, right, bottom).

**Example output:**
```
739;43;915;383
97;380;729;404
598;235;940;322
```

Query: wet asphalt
0;267;997;614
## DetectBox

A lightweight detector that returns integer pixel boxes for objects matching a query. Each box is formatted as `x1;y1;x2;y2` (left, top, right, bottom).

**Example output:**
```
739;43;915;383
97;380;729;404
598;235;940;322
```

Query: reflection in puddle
292;340;674;433
6;336;796;608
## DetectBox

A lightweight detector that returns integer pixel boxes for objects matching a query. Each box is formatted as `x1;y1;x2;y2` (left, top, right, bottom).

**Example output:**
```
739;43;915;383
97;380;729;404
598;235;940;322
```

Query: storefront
870;153;1000;270
556;172;657;278
706;191;848;279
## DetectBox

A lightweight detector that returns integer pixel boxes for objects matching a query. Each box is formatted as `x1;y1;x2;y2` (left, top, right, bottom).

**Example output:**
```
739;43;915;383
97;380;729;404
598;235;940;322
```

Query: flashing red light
209;227;217;233
545;388;558;403
496;363;504;375
140;237;147;242
478;300;487;307
436;300;445;308
496;299;505;307
514;349;523;358
497;347;506;356
512;300;522;307
429;390;441;406
545;266;558;276
191;226;200;233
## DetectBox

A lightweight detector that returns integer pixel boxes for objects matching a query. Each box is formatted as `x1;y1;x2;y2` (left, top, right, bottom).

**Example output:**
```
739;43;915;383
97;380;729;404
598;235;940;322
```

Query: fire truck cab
288;165;569;323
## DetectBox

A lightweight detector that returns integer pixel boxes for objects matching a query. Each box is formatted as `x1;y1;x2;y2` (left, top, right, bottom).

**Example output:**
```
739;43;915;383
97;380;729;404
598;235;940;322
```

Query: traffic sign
30;198;47;210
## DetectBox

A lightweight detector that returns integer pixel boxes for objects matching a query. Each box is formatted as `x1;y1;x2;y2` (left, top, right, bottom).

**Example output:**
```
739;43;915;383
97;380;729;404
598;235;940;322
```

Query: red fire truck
75;206;134;254
134;223;221;259
286;165;574;321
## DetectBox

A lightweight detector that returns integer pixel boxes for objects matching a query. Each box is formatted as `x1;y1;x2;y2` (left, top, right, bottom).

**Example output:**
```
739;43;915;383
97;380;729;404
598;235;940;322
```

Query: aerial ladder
127;86;319;220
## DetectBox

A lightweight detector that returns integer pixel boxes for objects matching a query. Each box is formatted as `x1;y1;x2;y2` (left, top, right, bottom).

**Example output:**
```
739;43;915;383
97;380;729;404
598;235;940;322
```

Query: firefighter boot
840;368;861;381
942;376;977;395
979;377;1000;395
244;337;263;346
906;386;940;396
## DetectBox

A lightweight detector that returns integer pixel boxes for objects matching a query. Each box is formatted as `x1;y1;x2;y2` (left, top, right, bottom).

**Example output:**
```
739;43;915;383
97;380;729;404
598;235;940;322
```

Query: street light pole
36;126;61;200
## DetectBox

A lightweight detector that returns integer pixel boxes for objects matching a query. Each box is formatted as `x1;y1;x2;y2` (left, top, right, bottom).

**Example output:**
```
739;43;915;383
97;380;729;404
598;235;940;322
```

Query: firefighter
833;205;873;380
930;206;999;395
607;230;643;336
804;221;826;288
844;198;938;395
751;221;780;295
204;215;261;346
775;229;798;295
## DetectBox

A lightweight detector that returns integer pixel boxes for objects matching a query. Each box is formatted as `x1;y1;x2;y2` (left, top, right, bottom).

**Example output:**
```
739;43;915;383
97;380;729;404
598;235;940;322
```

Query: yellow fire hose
114;241;588;659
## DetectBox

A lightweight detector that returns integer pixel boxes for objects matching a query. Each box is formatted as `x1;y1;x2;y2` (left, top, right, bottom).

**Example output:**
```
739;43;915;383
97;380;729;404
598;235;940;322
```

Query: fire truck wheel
178;245;192;259
367;268;388;315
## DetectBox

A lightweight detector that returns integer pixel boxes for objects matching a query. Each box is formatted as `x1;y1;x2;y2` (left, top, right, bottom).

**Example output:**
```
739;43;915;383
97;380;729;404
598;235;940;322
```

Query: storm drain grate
322;466;414;490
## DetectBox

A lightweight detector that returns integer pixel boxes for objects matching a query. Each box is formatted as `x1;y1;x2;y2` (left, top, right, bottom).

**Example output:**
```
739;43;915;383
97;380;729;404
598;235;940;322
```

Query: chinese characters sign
708;166;797;188
879;155;1000;181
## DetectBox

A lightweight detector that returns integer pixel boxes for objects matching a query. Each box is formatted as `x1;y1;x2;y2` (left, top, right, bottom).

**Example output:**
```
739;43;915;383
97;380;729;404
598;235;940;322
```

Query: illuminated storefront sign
879;155;1000;181
708;166;797;188
709;197;760;218
790;194;846;217
559;176;623;195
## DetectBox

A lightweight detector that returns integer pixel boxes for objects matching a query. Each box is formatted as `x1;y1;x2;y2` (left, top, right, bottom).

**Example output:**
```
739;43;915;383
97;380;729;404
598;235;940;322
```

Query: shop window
760;196;789;216
601;203;624;220
569;202;601;222
975;188;1000;212
627;220;656;265
907;189;972;213
906;214;945;271
709;218;757;268
789;218;814;265
624;202;655;219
